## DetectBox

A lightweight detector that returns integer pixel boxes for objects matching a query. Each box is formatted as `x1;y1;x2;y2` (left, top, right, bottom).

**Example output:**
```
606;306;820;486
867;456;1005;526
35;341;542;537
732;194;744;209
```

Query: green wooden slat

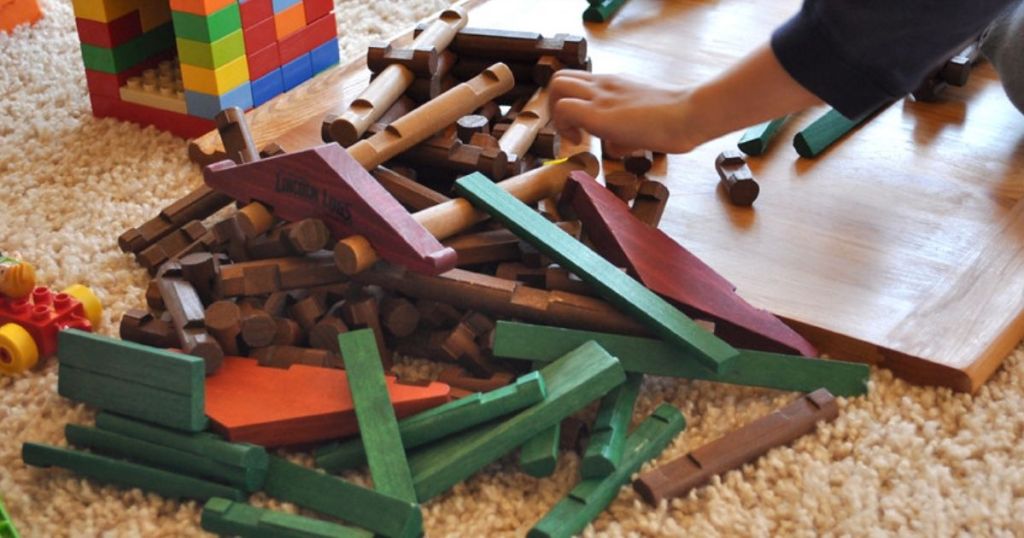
315;371;546;473
580;373;642;478
0;495;19;538
408;341;626;501
583;0;630;22
338;329;416;503
201;498;373;538
65;424;265;492
738;116;789;156
528;404;685;538
793;107;878;158
58;363;207;432
519;423;560;478
22;443;246;501
58;329;204;395
492;321;870;397
262;457;422;538
454;172;736;373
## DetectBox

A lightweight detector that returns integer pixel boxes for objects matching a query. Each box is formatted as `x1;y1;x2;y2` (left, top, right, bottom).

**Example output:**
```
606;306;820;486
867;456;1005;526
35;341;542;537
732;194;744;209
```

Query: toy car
0;256;102;374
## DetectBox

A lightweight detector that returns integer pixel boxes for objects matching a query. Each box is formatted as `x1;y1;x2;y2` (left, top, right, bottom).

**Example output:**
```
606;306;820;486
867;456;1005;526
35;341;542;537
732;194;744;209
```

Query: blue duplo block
281;53;312;92
251;69;284;107
271;0;302;14
185;82;253;120
310;39;340;75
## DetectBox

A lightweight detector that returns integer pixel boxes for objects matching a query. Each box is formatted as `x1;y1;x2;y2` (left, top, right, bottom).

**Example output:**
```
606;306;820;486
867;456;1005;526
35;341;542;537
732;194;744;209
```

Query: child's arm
549;44;820;155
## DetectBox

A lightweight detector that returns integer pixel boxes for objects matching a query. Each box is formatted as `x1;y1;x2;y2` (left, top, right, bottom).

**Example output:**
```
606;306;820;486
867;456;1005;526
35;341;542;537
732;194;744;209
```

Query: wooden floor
190;0;1024;392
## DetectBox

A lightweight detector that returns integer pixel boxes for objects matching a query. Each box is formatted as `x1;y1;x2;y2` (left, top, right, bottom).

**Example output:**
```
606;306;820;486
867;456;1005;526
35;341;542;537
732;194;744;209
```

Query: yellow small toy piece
0;322;39;374
63;284;103;329
0;256;36;299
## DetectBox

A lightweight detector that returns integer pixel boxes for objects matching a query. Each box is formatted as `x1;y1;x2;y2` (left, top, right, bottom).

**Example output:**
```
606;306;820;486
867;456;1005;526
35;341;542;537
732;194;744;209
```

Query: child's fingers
549;75;598;107
552;97;594;145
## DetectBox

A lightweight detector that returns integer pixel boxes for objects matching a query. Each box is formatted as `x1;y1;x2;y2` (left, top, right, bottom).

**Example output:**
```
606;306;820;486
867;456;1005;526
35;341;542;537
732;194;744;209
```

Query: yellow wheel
0;323;39;374
62;284;102;329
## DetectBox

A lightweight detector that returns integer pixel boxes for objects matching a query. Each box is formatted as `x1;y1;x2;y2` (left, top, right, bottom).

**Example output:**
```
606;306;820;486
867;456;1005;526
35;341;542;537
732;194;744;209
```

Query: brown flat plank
189;0;1024;392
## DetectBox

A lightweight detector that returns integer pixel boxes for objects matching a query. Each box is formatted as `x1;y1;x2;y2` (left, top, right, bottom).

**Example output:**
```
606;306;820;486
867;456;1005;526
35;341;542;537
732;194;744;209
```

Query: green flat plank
201;498;373;538
0;495;19;538
58;363;207;431
583;0;630;22
519;423;560;477
263;457;422;538
80;23;175;74
737;116;789;156
408;341;626;501
793;106;880;158
58;329;204;396
528;404;685;538
338;329;416;503
65;424;265;492
95;412;266;470
580;373;642;478
454;172;736;373
492;322;870;397
171;3;241;43
315;371;547;473
22;443;246;501
176;30;246;69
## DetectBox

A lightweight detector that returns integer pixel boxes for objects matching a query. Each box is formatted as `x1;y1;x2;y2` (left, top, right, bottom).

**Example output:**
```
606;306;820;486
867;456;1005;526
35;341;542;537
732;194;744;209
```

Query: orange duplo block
273;1;304;40
205;357;451;447
0;0;41;33
169;0;235;16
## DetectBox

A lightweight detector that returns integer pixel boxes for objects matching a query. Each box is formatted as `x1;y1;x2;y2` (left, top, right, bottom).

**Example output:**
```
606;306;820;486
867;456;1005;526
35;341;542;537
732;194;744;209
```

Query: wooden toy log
629;180;670;227
428;27;588;69
372;166;451;211
715;150;760;206
632;389;838;506
335;152;599;274
497;86;550;160
156;263;225;373
346;63;515;170
324;8;469;146
561;171;817;357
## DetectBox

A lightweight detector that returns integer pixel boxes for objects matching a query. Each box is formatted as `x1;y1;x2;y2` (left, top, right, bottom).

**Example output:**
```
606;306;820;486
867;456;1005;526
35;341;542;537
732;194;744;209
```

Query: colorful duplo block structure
73;0;340;138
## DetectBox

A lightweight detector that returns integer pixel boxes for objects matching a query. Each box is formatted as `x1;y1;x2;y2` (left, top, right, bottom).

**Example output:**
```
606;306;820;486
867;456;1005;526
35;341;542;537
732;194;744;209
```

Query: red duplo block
242;14;276;54
205;357;451;446
239;0;273;28
247;41;281;80
277;11;336;65
561;171;819;357
0;287;92;359
75;12;142;47
89;93;215;139
302;0;332;25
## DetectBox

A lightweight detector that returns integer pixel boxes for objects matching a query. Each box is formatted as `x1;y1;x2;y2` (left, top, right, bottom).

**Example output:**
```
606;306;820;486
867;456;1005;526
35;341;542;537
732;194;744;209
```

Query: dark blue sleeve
771;0;1017;117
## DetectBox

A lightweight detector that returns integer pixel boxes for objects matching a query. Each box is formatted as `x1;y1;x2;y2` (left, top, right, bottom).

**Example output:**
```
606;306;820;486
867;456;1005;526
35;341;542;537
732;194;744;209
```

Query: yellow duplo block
274;2;305;40
138;0;171;32
71;0;140;22
180;54;249;96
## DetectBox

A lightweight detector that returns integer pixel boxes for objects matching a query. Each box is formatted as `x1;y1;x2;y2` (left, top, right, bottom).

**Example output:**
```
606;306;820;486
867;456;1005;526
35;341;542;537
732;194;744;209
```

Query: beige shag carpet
2;0;1024;536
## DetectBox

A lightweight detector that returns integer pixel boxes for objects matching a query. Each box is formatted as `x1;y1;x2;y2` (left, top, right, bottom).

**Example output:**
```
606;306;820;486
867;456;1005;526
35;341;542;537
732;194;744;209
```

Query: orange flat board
205;357;451;446
189;0;1024;393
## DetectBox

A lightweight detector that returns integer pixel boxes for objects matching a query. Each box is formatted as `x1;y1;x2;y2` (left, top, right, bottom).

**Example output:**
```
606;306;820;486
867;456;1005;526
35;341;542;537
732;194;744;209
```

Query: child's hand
548;71;704;154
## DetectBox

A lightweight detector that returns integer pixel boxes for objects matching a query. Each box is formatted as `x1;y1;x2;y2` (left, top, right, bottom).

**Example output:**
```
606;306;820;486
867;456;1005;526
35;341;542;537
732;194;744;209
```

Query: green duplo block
338;329;416;503
738;116;790;156
315;371;547;473
519;423;560;478
793;107;877;158
22;443;246;501
0;495;19;538
580;373;642;479
454;172;737;373
263;457;422;538
176;29;246;69
66;424;265;492
201;498;373;538
80;23;175;74
583;0;630;22
407;341;626;501
528;404;685;538
172;2;241;43
492;321;870;397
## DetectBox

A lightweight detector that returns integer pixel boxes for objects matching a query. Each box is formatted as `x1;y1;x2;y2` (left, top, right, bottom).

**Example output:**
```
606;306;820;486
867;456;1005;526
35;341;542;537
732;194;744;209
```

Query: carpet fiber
2;1;1023;536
